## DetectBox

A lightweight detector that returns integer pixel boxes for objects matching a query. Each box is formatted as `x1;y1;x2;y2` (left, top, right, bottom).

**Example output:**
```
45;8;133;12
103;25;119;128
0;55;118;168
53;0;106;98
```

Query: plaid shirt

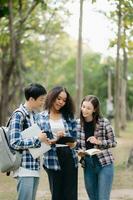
77;117;117;167
37;111;78;170
9;104;41;171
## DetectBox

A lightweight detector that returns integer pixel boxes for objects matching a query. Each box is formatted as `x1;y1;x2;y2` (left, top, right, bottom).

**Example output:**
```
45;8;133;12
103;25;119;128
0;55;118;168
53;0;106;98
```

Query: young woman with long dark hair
78;95;117;200
38;86;78;200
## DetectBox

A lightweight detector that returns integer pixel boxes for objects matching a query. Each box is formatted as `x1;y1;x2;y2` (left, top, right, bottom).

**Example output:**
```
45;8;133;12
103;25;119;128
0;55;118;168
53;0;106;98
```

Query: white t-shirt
49;118;65;139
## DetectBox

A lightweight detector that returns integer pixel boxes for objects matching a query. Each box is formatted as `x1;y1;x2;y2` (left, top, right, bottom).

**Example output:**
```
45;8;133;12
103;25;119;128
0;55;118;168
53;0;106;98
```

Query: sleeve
9;112;41;150
70;118;78;139
98;118;117;149
76;119;82;149
75;119;86;150
36;113;46;131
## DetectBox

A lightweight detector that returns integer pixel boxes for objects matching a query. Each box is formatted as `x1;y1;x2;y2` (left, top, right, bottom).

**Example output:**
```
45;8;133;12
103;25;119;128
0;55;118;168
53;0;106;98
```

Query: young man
9;83;48;200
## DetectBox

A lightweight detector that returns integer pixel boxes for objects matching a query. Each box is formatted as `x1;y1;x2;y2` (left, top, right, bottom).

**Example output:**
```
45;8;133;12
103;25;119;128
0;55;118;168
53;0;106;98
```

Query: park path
37;166;133;200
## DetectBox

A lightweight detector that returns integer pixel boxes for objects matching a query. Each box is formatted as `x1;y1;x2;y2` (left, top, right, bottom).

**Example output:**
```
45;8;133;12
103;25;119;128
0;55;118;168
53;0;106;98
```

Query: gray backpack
0;110;26;174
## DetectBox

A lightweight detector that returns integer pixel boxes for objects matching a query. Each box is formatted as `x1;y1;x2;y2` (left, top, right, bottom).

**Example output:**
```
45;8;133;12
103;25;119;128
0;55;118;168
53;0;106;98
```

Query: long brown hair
45;86;75;120
80;95;102;129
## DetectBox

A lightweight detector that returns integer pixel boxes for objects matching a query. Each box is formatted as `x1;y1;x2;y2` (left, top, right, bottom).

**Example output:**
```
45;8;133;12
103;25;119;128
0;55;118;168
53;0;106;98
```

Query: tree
76;0;84;116
107;0;133;135
120;0;133;129
0;0;70;124
0;0;46;125
114;0;122;137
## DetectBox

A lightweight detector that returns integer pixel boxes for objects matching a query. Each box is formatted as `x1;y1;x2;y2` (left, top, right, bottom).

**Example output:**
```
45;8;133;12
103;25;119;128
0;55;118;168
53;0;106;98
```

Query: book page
85;148;101;156
22;124;51;159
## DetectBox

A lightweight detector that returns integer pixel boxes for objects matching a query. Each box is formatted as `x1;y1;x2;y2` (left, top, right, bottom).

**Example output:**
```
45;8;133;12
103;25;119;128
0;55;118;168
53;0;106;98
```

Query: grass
0;121;133;199
112;121;133;189
0;174;17;199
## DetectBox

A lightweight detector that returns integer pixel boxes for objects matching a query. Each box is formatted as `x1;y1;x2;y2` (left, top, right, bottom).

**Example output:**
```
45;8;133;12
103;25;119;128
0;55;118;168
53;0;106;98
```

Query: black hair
80;95;102;129
45;86;75;120
24;83;47;100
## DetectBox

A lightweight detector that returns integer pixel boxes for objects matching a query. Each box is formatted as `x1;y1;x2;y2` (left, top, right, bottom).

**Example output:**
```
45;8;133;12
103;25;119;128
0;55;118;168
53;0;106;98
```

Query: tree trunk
0;0;15;125
108;69;112;100
76;0;84;117
114;0;122;137
120;27;128;130
0;62;10;125
0;0;40;125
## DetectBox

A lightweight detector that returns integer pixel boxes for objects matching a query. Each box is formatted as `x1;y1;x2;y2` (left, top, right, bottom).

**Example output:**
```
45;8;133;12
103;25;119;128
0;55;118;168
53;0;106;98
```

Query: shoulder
64;117;77;128
98;117;109;122
37;110;49;120
14;104;28;118
10;105;30;125
97;117;110;126
12;109;25;120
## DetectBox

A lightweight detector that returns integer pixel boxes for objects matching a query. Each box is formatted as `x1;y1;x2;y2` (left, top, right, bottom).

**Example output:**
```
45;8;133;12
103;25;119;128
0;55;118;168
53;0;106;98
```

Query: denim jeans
83;156;114;200
17;177;39;200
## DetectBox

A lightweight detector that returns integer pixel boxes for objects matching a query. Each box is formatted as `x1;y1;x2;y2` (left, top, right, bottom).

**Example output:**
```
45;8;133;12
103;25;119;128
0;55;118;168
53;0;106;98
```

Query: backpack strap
6;110;28;127
5;110;27;176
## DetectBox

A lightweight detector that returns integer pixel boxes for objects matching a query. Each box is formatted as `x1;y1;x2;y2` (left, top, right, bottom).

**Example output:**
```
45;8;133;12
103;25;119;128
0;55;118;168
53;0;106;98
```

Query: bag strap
6;110;27;127
1;127;10;147
4;110;27;147
5;110;27;176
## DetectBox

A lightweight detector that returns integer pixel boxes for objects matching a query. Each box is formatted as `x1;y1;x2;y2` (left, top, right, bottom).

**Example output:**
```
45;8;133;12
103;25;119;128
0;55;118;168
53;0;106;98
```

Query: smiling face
52;91;67;112
81;100;95;121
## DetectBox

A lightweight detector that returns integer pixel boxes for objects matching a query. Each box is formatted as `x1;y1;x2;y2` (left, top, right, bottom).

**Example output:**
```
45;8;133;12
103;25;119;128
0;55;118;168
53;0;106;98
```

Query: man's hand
38;132;51;145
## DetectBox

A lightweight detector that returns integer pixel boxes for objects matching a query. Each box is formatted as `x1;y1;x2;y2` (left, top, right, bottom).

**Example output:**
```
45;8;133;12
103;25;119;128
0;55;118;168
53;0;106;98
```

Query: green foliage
107;0;133;54
0;6;9;18
91;0;96;3
0;33;9;47
127;57;133;109
0;0;133;123
83;53;109;114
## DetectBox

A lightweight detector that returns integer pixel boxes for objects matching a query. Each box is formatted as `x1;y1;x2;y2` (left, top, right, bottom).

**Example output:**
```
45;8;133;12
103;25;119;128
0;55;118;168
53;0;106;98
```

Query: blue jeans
17;177;39;200
83;156;114;200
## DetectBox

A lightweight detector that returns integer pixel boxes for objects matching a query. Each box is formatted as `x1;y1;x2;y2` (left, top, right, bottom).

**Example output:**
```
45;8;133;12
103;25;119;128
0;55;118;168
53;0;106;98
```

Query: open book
84;148;101;156
22;124;51;159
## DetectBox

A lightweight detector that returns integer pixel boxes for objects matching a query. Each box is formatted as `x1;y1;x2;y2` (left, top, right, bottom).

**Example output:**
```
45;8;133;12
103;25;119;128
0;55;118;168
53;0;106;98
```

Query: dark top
84;121;95;149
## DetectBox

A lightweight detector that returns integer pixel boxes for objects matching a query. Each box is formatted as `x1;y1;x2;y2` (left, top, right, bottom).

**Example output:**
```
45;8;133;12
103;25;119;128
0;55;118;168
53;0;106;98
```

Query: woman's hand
56;131;65;138
66;141;77;149
87;136;102;145
78;149;85;157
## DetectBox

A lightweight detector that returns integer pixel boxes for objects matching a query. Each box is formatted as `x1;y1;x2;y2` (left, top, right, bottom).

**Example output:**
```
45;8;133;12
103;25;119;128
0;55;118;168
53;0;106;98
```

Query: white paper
56;144;68;148
22;124;51;159
85;148;101;156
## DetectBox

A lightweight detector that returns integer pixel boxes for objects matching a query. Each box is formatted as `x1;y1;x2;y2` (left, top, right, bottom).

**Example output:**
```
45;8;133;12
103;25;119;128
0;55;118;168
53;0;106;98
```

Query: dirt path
37;189;133;200
37;167;133;200
111;189;133;200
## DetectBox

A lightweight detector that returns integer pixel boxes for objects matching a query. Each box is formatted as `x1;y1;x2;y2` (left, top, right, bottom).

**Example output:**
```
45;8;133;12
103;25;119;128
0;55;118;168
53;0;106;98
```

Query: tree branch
20;1;39;25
